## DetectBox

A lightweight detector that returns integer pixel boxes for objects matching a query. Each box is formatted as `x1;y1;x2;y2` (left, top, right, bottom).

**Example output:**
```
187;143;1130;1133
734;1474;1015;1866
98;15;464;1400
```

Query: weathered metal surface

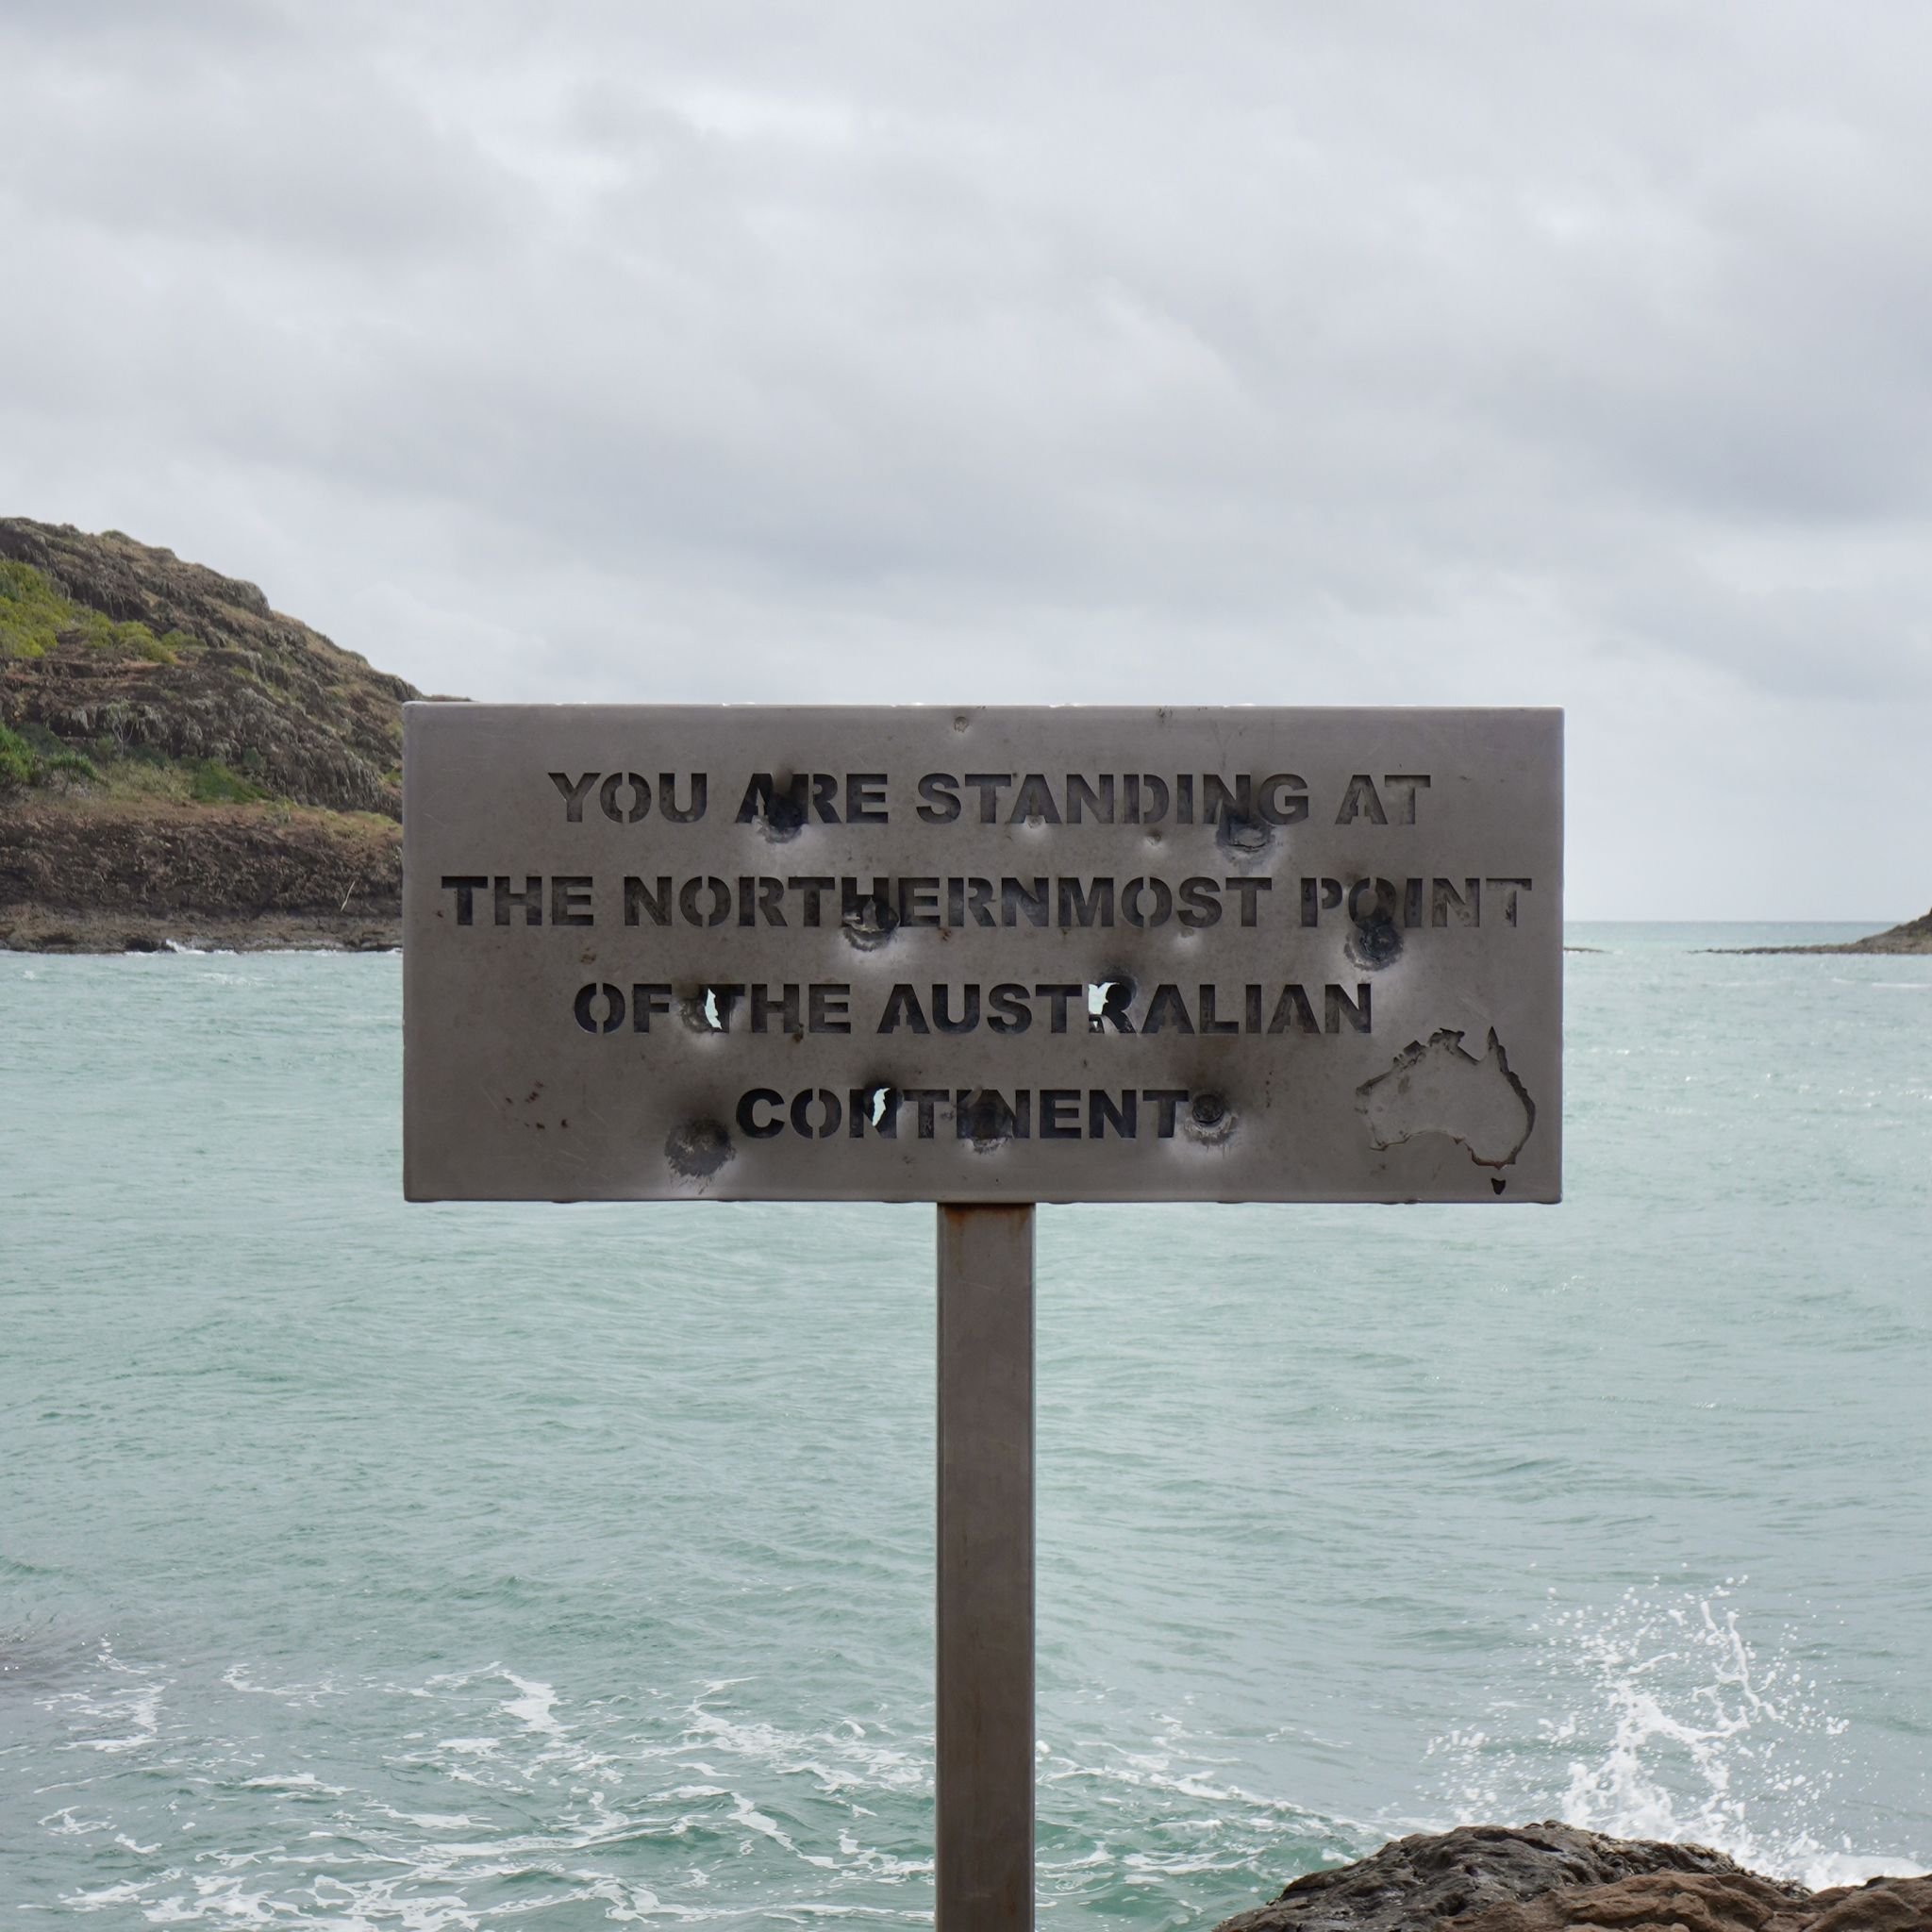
935;1204;1035;1931
403;705;1562;1202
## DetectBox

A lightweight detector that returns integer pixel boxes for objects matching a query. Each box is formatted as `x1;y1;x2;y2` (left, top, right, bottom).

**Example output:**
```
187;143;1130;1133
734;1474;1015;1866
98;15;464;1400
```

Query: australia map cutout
1357;1028;1537;1171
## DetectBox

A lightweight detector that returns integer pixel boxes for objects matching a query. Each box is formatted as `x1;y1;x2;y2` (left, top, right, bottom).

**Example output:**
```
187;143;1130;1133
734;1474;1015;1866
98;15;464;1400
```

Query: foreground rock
1;518;429;951
1713;908;1932;957
1209;1824;1930;1931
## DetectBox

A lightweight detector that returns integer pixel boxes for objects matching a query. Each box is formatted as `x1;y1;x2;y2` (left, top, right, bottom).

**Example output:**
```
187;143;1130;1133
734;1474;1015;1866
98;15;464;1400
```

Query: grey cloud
1;0;1927;914
0;31;519;259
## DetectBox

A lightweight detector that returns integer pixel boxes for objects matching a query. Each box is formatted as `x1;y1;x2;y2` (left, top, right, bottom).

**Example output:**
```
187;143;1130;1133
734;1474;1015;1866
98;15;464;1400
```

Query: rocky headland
1209;1824;1929;1931
0;519;428;951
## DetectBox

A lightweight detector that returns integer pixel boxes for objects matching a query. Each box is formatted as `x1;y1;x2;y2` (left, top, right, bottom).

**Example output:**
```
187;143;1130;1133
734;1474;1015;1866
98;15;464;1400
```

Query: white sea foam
1426;1584;1926;1891
23;1646;1347;1924
38;1806;108;1836
498;1670;565;1737
43;1642;168;1755
677;1686;927;1796
222;1663;343;1706
60;1880;147;1908
241;1772;350;1796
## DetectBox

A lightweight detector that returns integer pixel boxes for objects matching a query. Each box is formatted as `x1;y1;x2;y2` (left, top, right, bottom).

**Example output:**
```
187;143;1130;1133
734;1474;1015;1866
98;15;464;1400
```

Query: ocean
3;926;1928;1925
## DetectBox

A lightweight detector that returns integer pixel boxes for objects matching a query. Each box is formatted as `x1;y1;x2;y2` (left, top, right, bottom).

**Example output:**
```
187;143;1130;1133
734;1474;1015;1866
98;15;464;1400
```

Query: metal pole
936;1203;1036;1932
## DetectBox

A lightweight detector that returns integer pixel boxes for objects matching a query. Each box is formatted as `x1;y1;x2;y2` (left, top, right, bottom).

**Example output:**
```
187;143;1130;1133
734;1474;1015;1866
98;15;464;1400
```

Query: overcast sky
4;2;1928;919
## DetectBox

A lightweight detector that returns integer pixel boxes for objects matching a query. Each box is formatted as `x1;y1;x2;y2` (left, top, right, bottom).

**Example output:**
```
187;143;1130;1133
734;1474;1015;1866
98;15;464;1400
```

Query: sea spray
1425;1583;1918;1890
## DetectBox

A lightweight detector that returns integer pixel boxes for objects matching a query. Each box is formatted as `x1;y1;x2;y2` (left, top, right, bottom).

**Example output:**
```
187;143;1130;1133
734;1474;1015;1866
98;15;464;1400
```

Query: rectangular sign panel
403;706;1561;1203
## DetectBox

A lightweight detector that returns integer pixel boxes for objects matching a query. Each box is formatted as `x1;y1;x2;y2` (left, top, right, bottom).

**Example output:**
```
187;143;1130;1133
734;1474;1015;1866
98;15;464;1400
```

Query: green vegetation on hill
0;719;100;791
0;518;421;817
0;558;190;664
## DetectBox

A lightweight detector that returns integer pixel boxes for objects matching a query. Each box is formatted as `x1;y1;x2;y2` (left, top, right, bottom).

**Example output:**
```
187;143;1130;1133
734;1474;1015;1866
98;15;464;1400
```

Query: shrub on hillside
0;721;100;791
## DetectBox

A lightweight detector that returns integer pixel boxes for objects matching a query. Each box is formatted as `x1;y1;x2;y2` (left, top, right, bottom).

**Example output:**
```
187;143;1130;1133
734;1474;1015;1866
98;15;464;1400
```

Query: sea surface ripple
2;924;1927;1924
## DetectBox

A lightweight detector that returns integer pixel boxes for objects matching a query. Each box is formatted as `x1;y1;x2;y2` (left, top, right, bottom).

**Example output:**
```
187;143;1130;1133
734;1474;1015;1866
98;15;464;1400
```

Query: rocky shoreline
0;907;397;953
1208;1824;1928;1931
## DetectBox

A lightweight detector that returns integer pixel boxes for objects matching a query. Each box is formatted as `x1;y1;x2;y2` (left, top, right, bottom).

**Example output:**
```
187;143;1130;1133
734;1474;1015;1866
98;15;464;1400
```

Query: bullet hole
958;1089;1015;1149
753;783;807;841
1215;811;1272;862
679;987;738;1033
862;1083;892;1127
1342;879;1404;971
666;1118;733;1178
1491;1176;1507;1195
1183;1090;1237;1145
1345;912;1404;971
953;712;972;733
841;893;898;950
1087;976;1137;1031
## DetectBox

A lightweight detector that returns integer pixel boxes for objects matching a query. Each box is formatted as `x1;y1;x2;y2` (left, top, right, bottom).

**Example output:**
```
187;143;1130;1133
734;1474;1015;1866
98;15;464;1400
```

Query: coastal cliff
1209;1824;1929;1931
0;519;423;951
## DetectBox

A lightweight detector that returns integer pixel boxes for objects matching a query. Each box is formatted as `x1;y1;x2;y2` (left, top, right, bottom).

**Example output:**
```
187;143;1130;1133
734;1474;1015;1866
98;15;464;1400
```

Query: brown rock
1807;1877;1932;1930
1208;1827;1928;1932
1209;1824;1774;1931
1457;1868;1814;1930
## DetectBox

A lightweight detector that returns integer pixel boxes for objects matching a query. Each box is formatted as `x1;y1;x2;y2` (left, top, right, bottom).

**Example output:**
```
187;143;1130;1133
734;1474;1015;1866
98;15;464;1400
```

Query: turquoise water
3;926;1928;1924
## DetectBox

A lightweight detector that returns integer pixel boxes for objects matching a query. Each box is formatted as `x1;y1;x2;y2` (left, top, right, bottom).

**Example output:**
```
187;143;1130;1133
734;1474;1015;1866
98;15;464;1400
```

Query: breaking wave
1425;1584;1924;1891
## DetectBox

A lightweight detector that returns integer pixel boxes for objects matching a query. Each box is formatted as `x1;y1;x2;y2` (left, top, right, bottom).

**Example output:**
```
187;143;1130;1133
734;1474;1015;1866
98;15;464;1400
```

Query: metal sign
403;705;1561;1204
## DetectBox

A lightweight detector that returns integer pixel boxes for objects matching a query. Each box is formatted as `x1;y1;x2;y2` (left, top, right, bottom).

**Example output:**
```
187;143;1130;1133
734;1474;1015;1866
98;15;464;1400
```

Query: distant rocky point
0;518;433;952
1208;1822;1928;1931
1712;909;1932;957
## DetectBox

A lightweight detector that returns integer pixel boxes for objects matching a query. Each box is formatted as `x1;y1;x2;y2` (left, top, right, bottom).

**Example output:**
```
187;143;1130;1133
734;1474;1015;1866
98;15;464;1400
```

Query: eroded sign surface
403;706;1562;1202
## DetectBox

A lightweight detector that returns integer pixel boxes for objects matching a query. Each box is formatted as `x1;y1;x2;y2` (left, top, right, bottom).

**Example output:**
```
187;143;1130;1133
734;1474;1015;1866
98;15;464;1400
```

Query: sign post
403;705;1562;1927
937;1201;1035;1931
